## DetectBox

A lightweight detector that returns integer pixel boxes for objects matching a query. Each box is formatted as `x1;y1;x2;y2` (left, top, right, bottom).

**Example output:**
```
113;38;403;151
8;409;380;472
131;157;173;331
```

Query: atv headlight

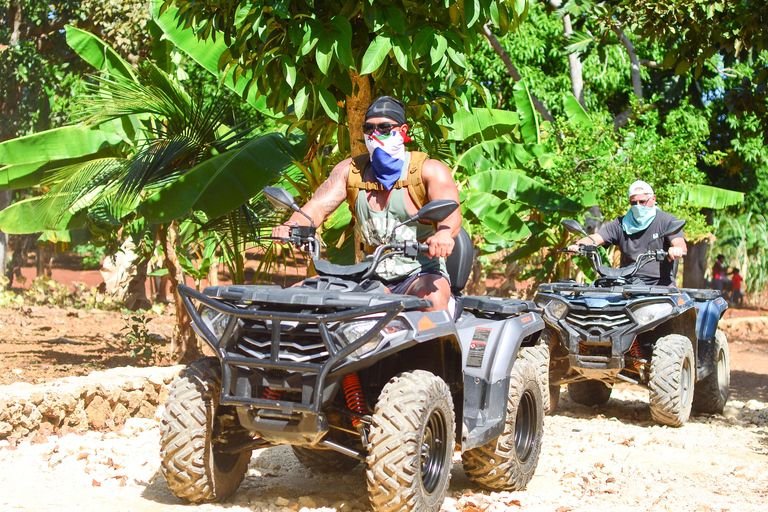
199;306;229;339
338;318;409;357
632;302;675;326
544;299;569;320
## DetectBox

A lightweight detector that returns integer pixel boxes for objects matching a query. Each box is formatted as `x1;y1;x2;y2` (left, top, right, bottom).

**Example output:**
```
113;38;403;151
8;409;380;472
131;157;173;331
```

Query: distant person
712;254;727;291
730;268;744;306
568;180;686;286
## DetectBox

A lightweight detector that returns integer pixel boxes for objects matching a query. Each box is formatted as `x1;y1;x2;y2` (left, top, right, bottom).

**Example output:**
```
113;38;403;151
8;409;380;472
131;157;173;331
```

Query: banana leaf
469;170;583;213
0;126;123;167
512;80;539;145
65;26;137;80
0;196;88;234
463;190;531;241
676;184;744;209
564;93;593;129
444;108;520;142
151;1;275;117
139;133;305;223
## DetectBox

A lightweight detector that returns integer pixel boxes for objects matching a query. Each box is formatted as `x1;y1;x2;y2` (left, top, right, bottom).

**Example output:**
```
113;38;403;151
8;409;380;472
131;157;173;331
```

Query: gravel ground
1;385;766;512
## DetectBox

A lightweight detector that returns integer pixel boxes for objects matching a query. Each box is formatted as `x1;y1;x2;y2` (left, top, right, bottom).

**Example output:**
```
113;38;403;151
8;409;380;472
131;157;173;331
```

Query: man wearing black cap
273;96;462;312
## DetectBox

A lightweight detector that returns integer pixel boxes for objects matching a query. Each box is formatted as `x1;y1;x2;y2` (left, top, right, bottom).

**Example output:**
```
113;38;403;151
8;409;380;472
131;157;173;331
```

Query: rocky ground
0;307;766;511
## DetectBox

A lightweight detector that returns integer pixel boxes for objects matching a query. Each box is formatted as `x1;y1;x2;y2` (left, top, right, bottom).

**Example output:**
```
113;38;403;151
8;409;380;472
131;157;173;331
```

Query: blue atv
531;219;730;427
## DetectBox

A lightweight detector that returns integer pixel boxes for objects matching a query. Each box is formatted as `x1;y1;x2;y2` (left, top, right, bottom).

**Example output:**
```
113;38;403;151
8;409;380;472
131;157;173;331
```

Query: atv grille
565;310;632;336
235;319;332;364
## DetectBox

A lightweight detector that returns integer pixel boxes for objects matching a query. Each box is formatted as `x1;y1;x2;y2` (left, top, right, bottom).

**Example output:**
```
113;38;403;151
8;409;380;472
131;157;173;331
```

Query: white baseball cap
628;180;654;198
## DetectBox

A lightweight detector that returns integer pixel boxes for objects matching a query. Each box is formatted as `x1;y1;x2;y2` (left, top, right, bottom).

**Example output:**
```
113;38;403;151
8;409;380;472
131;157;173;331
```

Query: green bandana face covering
622;205;657;234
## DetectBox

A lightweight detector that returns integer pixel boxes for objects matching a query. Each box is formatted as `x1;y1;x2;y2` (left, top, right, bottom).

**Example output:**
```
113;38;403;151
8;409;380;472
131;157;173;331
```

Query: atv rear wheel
567;380;612;406
366;370;455;512
649;334;695;427
461;359;543;491
519;330;559;414
692;330;730;414
160;358;251;503
292;446;360;472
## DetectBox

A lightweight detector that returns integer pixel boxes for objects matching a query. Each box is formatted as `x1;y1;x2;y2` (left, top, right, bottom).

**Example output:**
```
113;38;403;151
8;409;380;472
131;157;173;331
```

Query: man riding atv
568;180;687;286
273;95;461;312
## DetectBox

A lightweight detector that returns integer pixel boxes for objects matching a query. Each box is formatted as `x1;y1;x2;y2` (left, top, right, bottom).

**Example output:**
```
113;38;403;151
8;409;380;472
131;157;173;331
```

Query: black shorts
386;270;446;295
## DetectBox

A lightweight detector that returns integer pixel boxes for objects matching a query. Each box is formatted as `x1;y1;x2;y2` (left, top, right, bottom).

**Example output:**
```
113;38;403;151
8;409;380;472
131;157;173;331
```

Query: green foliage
73;242;107;270
121;315;164;364
23;276;71;306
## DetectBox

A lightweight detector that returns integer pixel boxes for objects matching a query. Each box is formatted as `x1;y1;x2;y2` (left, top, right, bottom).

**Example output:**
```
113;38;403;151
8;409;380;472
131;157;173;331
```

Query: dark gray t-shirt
597;209;685;286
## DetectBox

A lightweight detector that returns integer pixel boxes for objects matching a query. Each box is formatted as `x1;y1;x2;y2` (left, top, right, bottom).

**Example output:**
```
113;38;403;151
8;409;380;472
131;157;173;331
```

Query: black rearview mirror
263;186;300;211
415;200;459;223
562;219;588;236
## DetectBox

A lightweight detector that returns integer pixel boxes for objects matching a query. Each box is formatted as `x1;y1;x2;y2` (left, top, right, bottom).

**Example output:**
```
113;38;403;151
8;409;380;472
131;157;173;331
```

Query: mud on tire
692;329;730;414
366;370;455;512
292;446;360;472
649;334;695;427
519;329;560;414
160;358;251;503
462;359;543;491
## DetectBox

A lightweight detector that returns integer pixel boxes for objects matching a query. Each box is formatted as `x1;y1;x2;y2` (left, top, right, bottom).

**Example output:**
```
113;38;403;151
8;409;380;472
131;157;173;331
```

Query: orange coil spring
343;373;368;427
262;387;282;400
629;338;643;369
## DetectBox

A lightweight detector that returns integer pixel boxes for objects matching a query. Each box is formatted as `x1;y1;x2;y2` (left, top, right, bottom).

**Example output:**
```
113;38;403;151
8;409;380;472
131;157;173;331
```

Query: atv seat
446;227;473;294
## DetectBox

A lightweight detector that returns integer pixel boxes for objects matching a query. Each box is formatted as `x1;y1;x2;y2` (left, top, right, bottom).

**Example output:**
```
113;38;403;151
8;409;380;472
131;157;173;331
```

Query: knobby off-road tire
160;358;251;503
649;334;695;427
366;370;455;512
519;330;560;414
292;446;360;472
692;329;730;414
567;380;612;406
461;359;544;491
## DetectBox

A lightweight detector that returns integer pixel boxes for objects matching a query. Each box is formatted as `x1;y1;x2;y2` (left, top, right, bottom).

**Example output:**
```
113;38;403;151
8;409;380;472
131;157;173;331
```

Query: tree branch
481;23;557;126
612;23;643;103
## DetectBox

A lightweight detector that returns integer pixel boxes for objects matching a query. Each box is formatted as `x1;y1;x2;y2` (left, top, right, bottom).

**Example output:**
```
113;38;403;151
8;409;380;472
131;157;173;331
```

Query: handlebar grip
418;243;429;253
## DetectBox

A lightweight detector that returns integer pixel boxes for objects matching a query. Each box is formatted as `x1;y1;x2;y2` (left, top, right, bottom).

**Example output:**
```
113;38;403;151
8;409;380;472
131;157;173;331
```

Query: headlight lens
545;299;569;319
632;302;675;326
338;318;409;357
200;306;229;339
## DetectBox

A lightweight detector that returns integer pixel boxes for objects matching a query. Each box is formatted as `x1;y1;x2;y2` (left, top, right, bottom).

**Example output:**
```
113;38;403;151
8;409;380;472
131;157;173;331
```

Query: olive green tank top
354;153;447;282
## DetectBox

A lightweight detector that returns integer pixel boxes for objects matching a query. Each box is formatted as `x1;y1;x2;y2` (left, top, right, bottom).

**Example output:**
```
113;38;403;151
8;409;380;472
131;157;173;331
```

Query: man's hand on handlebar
425;229;455;259
667;246;685;261
271;220;298;240
566;243;582;253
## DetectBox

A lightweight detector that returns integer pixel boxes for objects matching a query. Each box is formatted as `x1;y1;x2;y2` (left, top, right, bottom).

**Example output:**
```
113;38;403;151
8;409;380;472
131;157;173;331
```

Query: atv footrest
461;296;538;317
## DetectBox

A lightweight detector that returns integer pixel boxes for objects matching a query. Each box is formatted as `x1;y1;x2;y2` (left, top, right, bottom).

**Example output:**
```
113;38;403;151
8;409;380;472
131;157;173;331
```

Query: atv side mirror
263;186;315;228
660;219;686;238
389;200;459;240
263;187;301;212
562;219;588;236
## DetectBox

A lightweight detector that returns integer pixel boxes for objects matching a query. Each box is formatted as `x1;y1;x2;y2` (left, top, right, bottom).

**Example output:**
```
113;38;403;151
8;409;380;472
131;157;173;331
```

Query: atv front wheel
692;330;730;414
649;334;695;427
461;359;543;491
567;380;612;406
292;446;360;472
519;330;560;414
367;370;455;512
160;358;251;503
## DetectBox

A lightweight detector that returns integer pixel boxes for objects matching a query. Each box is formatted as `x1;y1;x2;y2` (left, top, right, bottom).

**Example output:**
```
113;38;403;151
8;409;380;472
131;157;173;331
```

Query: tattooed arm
272;158;351;238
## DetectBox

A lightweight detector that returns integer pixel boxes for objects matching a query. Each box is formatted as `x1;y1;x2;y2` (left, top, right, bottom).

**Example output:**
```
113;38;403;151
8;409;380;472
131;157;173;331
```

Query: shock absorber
629;337;644;370
261;387;282;400
342;373;368;427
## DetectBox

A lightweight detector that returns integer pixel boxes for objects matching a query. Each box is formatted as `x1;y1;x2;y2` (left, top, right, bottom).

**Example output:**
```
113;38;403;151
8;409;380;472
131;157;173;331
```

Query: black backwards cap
365;96;406;125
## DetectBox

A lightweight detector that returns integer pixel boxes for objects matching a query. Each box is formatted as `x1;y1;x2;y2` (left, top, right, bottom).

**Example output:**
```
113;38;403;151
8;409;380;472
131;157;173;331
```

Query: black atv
159;187;546;511
531;219;730;427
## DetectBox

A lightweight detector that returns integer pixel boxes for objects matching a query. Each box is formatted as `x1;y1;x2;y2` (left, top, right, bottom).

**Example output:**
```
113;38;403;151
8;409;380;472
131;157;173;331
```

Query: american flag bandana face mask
364;129;406;191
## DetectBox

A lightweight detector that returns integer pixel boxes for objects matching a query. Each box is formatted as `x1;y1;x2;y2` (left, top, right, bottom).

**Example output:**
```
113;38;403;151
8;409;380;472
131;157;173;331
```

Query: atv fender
695;296;728;380
456;313;545;451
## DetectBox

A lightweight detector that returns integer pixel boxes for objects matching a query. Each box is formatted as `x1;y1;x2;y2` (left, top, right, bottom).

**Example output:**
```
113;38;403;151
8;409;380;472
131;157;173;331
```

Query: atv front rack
538;282;682;296
179;284;430;417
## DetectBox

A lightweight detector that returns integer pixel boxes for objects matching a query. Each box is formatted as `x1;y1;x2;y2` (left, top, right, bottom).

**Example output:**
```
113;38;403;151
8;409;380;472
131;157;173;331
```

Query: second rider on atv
272;95;461;312
567;180;687;286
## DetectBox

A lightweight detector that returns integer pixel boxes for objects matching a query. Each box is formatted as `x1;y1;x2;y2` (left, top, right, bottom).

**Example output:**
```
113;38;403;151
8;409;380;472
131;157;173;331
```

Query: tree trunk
346;72;372;158
123;255;152;311
562;14;586;108
159;222;202;364
346;73;372;263
0;190;12;282
682;209;713;289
